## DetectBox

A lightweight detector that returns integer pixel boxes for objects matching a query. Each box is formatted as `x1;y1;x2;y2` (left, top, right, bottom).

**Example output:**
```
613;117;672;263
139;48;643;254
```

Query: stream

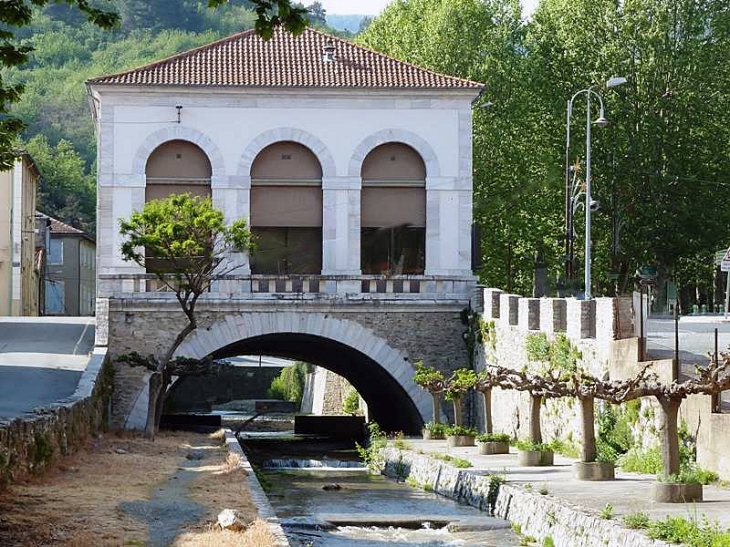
240;434;519;546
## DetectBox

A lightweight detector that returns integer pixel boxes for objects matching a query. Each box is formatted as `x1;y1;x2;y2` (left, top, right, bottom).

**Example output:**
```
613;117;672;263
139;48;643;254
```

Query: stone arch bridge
98;287;473;433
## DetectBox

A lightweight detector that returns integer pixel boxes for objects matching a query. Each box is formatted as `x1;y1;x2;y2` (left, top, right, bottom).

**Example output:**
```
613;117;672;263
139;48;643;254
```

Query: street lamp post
565;77;626;299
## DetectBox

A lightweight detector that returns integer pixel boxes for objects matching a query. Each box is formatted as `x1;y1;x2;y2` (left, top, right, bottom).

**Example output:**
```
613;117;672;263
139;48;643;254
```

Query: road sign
722;247;730;272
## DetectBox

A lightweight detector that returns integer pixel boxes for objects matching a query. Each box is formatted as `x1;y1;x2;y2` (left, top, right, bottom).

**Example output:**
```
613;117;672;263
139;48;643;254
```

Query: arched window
249;142;323;275
361;143;426;275
144;140;212;274
145;140;212;201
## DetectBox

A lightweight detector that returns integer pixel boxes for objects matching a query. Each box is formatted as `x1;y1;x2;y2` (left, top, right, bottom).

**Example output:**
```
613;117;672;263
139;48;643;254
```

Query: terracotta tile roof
88;28;483;90
36;212;94;240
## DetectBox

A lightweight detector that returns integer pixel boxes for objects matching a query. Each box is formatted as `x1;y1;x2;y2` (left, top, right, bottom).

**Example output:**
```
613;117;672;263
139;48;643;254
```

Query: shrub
424;422;448;437
514;439;552;452
477;432;511;443
343;388;360;415
445;425;478;437
657;465;719;485
356;422;387;473
430;453;472;468
267;362;310;407
618;446;664;474
549;438;580;458
623;512;651;530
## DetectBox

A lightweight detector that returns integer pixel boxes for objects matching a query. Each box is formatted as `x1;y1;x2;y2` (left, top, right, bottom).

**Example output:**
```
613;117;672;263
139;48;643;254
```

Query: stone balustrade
98;273;476;301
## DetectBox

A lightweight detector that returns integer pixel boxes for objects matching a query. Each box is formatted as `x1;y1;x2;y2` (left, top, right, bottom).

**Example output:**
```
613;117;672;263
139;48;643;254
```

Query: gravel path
119;451;208;546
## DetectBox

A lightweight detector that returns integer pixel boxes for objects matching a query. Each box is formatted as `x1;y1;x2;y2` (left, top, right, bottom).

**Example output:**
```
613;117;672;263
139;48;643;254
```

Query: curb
224;429;290;547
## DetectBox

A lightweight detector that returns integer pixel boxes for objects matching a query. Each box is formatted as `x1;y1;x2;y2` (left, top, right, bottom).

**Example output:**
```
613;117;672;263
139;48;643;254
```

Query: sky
320;0;539;17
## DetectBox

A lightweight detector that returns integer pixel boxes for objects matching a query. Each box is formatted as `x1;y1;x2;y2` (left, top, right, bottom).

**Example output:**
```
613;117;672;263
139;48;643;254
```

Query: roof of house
36;212;95;242
88;27;484;91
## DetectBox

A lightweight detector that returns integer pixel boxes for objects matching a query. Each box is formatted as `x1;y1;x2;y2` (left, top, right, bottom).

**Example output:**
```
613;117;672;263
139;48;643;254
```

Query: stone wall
0;349;111;487
474;288;638;446
380;446;672;547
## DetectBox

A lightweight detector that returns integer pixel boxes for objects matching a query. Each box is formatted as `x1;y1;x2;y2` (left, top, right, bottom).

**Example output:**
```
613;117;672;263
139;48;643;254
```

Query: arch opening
361;143;426;275
249;142;323;275
209;333;423;433
145;140;212;202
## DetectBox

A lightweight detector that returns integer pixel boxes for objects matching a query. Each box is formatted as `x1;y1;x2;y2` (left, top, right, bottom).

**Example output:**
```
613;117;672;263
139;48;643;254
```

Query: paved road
0;317;95;421
646;315;730;367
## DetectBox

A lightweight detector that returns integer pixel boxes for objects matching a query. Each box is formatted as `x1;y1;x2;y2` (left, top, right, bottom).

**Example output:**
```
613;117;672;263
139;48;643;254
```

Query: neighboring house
88;27;481;288
0;154;42;316
39;214;96;316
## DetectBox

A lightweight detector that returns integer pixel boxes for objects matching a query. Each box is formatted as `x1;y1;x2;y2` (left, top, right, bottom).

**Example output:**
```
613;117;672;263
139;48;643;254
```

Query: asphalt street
0;317;95;421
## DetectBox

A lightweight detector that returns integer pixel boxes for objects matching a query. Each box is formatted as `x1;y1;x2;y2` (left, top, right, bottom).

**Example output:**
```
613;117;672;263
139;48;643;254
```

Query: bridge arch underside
210;333;423;434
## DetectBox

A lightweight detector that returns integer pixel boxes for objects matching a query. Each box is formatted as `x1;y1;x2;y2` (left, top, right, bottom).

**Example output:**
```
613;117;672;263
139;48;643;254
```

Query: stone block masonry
0;348;112;487
380;446;673;547
104;298;470;429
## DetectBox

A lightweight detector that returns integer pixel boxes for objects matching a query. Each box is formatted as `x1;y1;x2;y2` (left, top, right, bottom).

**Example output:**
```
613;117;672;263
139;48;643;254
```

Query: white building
88;27;483;298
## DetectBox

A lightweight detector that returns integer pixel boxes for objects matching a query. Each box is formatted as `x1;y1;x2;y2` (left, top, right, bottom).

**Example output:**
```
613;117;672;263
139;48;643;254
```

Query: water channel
239;434;519;546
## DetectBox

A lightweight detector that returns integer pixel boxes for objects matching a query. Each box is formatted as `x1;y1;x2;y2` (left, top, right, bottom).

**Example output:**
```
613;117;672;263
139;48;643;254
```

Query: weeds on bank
621;511;730;546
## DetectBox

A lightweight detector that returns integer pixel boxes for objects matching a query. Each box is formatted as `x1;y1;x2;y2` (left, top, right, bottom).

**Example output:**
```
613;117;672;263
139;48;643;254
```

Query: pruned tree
119;194;252;439
413;361;446;424
445;368;477;427
486;364;570;446
475;369;500;434
577;360;730;477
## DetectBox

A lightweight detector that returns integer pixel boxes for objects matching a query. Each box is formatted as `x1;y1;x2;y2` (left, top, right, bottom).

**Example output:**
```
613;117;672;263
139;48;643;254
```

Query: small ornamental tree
445;368;477;427
119;194;252;439
581;359;730;478
475;369;500;434
413;360;446;424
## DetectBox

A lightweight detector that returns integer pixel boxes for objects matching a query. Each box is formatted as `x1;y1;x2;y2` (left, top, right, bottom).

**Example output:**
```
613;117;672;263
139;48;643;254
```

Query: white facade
89;86;479;295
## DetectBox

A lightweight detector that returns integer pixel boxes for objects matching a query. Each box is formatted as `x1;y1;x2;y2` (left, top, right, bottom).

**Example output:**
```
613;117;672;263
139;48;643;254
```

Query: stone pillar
567;299;596;339
425;177;472;276
540;298;567;333
213;174;251;275
484;288;503;320
322;177;361;292
518;298;540;331
499;293;519;326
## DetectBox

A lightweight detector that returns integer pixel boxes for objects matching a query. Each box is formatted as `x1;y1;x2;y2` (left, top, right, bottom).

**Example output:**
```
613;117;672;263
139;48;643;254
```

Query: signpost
721;248;730;320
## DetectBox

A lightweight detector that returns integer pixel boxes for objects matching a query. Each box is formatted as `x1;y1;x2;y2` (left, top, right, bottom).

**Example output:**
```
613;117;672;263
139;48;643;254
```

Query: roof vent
322;41;336;63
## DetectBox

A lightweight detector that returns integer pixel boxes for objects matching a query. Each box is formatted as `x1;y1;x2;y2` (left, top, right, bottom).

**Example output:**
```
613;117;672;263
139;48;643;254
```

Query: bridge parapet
98;274;476;301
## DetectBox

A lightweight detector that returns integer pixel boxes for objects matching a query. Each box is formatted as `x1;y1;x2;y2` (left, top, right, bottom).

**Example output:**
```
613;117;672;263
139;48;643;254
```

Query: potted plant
476;432;511;455
422;422;448;441
515;439;554;466
446;425;478;448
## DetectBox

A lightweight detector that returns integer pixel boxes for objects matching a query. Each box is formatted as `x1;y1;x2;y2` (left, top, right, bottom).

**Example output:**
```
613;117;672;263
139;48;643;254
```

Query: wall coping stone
224;430;290;546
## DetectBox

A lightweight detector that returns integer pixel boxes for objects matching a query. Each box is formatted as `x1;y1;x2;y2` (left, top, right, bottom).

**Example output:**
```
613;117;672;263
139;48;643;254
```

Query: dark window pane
250;227;322;274
361;227;425;275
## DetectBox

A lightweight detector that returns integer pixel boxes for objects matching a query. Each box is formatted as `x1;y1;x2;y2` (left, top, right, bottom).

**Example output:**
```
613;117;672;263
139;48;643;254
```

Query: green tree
444;368;476;427
25;134;95;231
413;360;446;424
1;0;307;170
119;194;253;438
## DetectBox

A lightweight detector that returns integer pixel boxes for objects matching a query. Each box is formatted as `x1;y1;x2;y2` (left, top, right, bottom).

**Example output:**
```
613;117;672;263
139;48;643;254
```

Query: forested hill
8;1;339;231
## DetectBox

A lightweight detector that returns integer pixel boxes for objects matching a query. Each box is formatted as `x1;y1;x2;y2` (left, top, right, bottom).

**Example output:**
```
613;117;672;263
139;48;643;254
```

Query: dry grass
0;430;276;547
174;520;276;547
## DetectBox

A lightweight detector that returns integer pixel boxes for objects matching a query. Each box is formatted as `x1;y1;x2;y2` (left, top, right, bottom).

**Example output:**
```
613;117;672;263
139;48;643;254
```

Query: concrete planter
517;449;554;467
422;430;444;441
446;435;475;448
573;461;615;481
477;441;510;455
653;482;703;503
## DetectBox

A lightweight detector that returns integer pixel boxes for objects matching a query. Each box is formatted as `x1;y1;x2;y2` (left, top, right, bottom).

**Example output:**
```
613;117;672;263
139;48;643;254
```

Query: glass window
250;228;322;275
49;239;63;265
362;226;425;275
45;280;65;314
